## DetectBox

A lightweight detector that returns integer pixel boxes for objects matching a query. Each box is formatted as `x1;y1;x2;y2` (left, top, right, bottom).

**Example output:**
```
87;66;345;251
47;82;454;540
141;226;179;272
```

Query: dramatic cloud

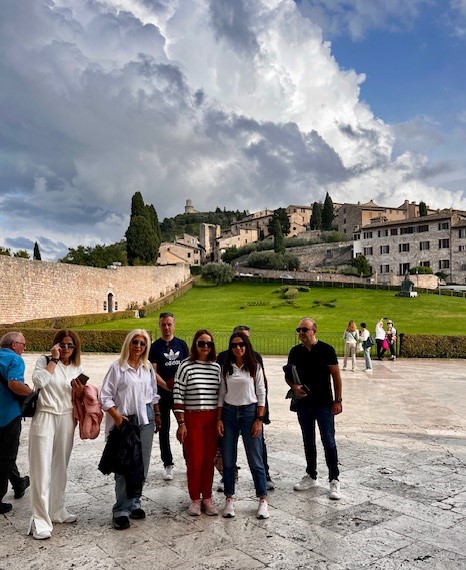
1;0;465;259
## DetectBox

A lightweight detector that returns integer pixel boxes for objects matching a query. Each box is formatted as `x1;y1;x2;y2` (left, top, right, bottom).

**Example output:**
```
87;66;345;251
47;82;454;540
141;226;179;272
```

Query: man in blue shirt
0;332;32;513
148;312;189;481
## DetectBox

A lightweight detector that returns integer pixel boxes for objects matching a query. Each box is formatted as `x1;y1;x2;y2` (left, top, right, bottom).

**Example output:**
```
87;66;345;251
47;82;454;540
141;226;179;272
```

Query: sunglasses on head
59;343;75;349
296;327;311;333
131;340;147;347
197;340;214;348
230;342;246;349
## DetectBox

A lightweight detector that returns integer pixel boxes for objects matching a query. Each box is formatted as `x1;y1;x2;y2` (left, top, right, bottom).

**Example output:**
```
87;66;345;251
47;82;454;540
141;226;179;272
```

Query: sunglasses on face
230;342;246;349
296;327;311;333
59;343;75;349
131;340;147;347
197;340;214;348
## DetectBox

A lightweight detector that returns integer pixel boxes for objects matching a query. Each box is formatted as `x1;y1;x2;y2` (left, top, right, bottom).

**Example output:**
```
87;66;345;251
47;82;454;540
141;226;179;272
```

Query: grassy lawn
76;282;466;354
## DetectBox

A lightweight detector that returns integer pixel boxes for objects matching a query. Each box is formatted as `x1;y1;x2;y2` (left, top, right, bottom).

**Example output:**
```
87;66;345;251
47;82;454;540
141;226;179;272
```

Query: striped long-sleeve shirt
173;359;221;411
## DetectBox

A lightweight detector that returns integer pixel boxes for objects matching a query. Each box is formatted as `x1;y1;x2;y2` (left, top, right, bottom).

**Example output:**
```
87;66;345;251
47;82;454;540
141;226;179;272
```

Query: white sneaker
188;499;201;516
329;479;341;500
29;520;51;540
294;474;320;491
266;478;275;490
201;498;218;516
163;465;174;481
222;498;235;518
256;498;269;519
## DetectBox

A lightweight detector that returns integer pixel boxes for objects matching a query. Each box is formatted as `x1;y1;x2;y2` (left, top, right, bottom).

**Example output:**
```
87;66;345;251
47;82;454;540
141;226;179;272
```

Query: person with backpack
359;323;373;374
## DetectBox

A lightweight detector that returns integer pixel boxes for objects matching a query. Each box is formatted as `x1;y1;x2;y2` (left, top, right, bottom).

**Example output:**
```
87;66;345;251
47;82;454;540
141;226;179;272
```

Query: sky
1;0;466;260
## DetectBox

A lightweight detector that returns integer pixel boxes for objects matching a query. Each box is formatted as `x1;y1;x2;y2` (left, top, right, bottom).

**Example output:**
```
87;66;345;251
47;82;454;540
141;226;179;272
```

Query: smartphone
77;373;89;385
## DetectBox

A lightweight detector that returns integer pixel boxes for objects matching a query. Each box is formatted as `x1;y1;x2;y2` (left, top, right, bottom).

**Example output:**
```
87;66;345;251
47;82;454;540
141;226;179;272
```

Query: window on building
416;224;429;232
187;252;191;258
439;260;450;269
380;264;390;274
419;241;430;251
363;247;373;256
438;238;450;249
420;261;430;268
399;262;410;275
459;245;466;252
354;233;360;240
438;221;450;230
400;226;414;235
380;245;389;254
390;228;398;235
459;228;466;238
363;231;373;239
399;243;410;252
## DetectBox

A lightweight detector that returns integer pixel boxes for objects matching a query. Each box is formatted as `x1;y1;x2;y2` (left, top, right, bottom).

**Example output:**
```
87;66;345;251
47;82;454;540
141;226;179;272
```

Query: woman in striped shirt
173;330;221;516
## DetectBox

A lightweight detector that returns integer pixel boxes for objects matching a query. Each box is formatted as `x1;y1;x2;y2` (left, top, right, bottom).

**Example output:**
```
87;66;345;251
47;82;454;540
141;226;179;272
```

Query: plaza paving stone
1;354;465;569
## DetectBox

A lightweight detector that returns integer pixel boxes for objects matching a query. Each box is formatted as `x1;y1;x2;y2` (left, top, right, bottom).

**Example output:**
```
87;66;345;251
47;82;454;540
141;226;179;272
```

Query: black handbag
20;390;40;418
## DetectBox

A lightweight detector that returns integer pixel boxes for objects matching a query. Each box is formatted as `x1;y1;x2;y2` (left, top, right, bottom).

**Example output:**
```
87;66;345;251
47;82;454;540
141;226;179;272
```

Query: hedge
399;334;466;358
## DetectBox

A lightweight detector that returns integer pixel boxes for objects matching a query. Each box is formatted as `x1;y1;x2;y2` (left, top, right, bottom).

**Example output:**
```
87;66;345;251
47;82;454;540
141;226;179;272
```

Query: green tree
201;262;234;285
33;241;42;260
268;208;290;237
271;218;285;254
60;241;127;267
126;192;161;265
310;201;322;230
321;193;334;231
419;201;428;217
0;247;11;256
350;254;372;277
13;249;30;259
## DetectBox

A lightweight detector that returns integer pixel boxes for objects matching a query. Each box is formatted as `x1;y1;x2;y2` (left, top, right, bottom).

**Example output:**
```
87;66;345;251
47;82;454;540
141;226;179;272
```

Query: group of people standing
342;318;397;373
1;313;345;538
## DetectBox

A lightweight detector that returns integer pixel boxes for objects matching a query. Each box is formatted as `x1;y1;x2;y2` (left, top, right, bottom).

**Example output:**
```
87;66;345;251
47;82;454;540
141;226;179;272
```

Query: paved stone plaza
1;354;466;569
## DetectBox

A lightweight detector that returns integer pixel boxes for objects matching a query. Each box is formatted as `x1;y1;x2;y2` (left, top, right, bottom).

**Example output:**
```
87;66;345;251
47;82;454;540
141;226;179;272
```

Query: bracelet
256;416;265;422
154;412;161;416
177;421;185;426
334;398;342;403
50;357;59;363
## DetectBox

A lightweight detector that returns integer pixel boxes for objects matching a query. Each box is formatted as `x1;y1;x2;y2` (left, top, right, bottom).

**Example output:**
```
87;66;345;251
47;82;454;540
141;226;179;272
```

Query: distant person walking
375;318;386;360
342;320;359;371
173;330;221;516
149;312;189;481
386;320;397;361
359;323;373;373
0;332;32;515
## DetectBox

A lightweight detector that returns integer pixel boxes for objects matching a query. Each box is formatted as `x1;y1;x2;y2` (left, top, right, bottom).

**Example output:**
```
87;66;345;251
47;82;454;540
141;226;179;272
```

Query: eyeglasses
197;340;214;348
14;341;26;346
230;342;246;349
131;340;147;347
296;327;311;333
59;343;75;349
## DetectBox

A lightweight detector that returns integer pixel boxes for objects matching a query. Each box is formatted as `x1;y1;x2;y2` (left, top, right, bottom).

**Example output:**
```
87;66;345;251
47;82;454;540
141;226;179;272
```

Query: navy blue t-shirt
148;337;189;383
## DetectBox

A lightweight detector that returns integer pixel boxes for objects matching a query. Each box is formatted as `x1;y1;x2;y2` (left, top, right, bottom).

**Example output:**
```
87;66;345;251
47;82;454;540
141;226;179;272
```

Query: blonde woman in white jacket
342;320;359;371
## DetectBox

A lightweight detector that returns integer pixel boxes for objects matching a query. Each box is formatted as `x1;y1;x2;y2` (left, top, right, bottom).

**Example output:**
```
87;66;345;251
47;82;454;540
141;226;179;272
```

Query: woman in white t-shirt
217;331;269;520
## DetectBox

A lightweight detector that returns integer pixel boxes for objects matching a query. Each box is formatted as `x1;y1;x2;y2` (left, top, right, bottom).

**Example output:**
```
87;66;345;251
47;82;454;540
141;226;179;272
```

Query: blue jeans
296;402;339;481
363;347;372;370
113;405;154;517
221;403;267;498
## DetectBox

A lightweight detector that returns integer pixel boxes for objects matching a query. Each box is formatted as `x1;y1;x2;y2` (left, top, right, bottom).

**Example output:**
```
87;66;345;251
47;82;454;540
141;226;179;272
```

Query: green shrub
283;287;299;299
400;334;466;358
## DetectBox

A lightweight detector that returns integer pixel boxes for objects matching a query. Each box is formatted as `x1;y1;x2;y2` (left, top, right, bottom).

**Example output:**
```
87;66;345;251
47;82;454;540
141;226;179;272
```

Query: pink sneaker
188;499;201;516
202;498;218;516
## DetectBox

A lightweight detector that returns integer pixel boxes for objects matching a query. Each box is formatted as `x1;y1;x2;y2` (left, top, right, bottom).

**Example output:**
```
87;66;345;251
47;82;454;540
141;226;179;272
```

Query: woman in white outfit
28;330;84;540
342;320;359;371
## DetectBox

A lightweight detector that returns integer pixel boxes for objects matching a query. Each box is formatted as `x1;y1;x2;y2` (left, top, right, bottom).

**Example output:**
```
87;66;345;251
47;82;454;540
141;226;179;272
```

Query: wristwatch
334;398;342;403
256;416;265;422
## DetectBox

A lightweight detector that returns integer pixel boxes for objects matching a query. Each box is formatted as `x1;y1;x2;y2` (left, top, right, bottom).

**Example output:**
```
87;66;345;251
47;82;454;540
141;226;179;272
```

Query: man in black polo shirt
149;312;189;481
285;317;342;500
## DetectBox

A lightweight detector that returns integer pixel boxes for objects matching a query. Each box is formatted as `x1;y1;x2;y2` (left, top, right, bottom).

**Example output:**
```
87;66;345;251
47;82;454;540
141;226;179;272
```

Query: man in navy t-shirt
149;312;189;481
285;318;343;500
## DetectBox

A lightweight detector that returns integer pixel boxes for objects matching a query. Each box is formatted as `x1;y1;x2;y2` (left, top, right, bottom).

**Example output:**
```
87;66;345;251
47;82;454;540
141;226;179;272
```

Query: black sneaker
13;476;30;499
129;508;146;520
0;502;13;514
113;515;130;530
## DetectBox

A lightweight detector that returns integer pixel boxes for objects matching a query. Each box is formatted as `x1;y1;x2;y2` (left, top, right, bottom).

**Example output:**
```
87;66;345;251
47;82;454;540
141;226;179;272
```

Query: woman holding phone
28;329;84;540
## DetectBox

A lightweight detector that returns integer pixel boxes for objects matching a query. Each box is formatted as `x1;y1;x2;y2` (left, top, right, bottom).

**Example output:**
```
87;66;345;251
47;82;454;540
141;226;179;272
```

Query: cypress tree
322;193;334;231
310;201;322;230
33;241;42;260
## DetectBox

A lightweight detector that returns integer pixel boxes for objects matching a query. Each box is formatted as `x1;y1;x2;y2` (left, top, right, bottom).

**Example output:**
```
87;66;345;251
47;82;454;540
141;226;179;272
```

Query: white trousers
28;411;75;534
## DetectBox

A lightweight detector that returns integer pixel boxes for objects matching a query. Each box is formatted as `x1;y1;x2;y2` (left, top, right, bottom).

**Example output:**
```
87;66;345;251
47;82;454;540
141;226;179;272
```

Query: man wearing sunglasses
0;332;32;514
285;318;342;500
216;326;275;492
149;312;189;481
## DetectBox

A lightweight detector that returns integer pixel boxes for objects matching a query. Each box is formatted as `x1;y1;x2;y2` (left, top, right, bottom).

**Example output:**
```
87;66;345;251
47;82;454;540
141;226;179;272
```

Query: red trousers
184;410;217;500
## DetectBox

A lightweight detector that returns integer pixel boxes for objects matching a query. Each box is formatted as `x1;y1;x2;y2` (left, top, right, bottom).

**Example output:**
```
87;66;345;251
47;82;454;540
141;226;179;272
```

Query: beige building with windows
158;234;201;266
354;209;466;284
